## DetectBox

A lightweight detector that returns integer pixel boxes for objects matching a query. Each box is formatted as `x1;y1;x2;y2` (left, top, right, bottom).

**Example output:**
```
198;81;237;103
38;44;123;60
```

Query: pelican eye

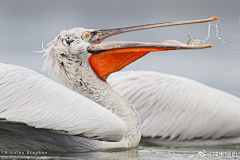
81;31;91;42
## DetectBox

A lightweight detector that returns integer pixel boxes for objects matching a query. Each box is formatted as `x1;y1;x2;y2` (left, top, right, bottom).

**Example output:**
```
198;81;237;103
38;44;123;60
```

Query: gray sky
1;0;240;96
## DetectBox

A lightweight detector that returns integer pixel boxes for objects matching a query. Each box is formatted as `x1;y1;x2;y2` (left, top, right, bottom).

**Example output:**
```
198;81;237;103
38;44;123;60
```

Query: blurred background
1;0;240;96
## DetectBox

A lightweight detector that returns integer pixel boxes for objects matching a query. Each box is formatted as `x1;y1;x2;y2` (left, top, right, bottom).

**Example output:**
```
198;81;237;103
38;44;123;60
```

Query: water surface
2;143;238;159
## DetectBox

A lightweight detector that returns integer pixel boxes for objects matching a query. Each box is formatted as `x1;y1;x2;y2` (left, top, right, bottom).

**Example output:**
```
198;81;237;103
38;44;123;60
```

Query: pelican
0;17;219;152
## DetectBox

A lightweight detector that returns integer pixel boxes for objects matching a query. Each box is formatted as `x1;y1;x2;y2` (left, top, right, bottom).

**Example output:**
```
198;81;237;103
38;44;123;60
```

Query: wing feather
0;63;127;142
109;71;240;140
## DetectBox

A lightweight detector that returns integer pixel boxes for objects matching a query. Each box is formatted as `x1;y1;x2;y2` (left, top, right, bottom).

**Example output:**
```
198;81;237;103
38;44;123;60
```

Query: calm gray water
43;146;240;160
50;146;240;160
1;0;240;159
1;144;240;159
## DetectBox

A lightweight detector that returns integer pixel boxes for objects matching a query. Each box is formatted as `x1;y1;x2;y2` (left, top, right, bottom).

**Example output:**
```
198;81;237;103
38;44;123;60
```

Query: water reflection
1;144;240;159
38;144;240;159
49;148;140;159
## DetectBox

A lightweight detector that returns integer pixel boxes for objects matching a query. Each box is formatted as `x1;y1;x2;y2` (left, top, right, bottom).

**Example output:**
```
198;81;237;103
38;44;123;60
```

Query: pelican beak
87;17;219;81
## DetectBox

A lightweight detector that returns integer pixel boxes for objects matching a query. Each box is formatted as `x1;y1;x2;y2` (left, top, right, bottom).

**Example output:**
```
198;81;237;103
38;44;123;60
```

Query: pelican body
109;71;240;147
0;17;218;151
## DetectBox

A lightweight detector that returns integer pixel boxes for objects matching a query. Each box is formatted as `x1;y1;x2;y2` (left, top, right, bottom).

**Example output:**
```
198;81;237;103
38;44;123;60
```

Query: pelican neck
60;59;141;147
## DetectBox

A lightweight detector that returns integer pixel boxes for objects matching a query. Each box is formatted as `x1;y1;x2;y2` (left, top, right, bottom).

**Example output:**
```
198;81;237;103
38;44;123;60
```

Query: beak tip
211;16;219;22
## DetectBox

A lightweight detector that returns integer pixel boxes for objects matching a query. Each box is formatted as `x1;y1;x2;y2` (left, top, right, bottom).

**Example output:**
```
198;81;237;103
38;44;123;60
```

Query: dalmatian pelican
0;17;228;152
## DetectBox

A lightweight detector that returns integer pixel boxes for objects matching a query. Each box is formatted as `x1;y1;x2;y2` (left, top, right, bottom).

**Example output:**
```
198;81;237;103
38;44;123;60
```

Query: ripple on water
22;144;240;160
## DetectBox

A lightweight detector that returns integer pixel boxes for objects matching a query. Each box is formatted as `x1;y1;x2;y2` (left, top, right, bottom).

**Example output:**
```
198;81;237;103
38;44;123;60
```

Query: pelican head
43;17;218;84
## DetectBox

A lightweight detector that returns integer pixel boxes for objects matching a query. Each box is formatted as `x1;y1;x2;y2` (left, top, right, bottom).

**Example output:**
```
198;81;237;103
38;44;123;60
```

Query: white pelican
0;17;219;152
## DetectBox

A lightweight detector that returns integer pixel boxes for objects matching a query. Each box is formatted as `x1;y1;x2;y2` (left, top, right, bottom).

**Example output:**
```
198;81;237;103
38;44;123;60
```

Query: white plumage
0;27;143;151
0;63;126;142
109;71;240;142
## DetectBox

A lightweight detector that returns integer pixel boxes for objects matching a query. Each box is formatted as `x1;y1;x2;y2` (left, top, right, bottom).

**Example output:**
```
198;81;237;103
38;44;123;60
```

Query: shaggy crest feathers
41;28;93;87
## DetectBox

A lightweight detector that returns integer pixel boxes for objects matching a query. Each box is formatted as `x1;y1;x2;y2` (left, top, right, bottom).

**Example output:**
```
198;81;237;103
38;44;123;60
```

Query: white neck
57;53;141;147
